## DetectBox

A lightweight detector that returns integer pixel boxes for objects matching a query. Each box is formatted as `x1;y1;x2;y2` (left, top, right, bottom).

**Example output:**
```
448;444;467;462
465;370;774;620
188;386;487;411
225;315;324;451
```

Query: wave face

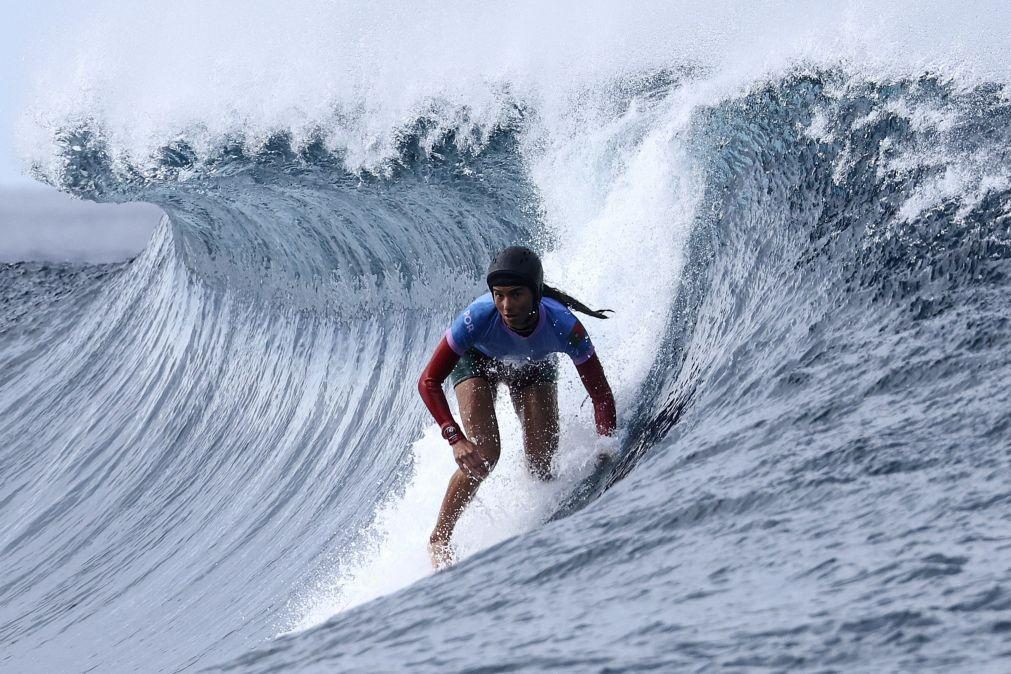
5;6;1011;672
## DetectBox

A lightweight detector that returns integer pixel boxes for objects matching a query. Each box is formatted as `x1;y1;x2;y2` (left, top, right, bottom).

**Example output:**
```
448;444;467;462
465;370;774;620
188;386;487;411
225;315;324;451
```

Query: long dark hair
542;284;613;319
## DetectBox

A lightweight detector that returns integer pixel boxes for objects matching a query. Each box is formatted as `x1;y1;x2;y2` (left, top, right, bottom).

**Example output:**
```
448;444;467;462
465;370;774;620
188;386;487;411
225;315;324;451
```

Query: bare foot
428;539;456;571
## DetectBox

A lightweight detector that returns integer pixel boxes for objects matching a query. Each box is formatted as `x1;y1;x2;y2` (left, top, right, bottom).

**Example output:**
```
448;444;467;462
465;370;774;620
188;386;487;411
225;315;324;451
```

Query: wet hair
542;284;612;320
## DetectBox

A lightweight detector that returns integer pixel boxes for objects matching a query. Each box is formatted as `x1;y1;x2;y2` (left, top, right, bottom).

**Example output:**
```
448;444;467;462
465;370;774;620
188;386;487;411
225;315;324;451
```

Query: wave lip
19;2;1011;187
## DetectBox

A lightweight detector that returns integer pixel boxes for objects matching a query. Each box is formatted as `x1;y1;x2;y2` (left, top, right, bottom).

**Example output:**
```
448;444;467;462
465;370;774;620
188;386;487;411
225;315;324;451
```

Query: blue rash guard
445;293;595;365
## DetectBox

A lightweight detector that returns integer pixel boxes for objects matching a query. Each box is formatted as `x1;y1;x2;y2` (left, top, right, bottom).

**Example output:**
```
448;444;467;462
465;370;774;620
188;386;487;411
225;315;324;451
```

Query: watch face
443;425;458;438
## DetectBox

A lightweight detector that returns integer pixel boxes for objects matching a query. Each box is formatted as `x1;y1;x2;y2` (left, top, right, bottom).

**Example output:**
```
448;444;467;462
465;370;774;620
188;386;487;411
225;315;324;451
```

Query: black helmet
486;246;543;301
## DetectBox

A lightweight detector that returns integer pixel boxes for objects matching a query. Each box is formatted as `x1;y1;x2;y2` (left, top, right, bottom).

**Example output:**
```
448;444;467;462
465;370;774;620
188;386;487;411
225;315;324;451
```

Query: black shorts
449;349;558;391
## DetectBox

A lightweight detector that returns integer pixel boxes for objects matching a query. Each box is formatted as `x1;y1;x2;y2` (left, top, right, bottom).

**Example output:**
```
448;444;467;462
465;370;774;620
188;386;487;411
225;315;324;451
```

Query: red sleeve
575;353;617;436
418;336;464;444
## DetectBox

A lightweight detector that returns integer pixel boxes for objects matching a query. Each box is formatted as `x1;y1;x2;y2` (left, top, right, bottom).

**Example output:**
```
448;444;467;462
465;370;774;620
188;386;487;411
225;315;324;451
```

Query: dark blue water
2;72;1009;673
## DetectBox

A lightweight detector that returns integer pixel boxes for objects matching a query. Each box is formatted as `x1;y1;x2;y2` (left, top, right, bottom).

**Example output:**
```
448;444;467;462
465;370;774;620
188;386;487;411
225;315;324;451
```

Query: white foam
16;1;1011;181
284;405;611;633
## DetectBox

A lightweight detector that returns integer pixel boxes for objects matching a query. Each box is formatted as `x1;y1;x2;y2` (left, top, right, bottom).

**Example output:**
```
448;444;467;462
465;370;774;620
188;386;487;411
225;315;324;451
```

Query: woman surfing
418;246;617;569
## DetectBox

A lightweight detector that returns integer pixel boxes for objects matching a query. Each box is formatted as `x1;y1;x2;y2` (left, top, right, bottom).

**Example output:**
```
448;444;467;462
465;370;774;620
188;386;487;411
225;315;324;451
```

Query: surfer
418;246;617;569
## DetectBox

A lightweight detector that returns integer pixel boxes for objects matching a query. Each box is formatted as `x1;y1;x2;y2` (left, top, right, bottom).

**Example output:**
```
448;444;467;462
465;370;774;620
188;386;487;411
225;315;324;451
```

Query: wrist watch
442;424;461;445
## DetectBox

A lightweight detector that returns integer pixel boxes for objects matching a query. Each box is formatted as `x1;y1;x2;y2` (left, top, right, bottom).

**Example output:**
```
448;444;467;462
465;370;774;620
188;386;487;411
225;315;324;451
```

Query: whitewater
2;2;1010;671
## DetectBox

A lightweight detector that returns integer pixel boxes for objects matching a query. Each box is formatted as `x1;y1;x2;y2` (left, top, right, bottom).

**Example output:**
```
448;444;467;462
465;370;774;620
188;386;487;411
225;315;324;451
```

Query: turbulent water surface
2;4;1011;672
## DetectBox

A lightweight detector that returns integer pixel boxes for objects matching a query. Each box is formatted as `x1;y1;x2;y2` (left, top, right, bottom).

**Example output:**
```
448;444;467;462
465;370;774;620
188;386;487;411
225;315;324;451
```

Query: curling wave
2;62;1011;674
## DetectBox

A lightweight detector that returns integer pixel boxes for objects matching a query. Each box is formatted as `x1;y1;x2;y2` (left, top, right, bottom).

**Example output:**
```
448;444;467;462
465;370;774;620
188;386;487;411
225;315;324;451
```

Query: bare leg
429;377;501;568
510;381;560;481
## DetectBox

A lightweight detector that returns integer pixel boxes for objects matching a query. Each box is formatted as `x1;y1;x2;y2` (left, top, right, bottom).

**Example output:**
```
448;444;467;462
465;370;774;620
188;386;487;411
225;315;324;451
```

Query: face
492;285;536;330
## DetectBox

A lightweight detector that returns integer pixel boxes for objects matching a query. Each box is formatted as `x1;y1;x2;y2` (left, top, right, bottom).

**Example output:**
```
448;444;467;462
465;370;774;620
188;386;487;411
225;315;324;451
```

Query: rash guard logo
568;321;589;350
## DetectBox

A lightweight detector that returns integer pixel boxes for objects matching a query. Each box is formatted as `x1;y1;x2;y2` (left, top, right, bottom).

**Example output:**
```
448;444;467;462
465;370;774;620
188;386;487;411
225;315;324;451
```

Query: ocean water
2;3;1010;672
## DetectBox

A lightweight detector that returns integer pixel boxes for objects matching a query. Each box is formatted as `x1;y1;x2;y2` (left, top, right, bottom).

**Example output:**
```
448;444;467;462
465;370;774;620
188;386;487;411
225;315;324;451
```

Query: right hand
454;438;491;479
593;434;618;461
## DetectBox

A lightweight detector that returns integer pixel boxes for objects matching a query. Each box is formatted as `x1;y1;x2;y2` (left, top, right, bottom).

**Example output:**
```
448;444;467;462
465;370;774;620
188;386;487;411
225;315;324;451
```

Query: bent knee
468;446;500;482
